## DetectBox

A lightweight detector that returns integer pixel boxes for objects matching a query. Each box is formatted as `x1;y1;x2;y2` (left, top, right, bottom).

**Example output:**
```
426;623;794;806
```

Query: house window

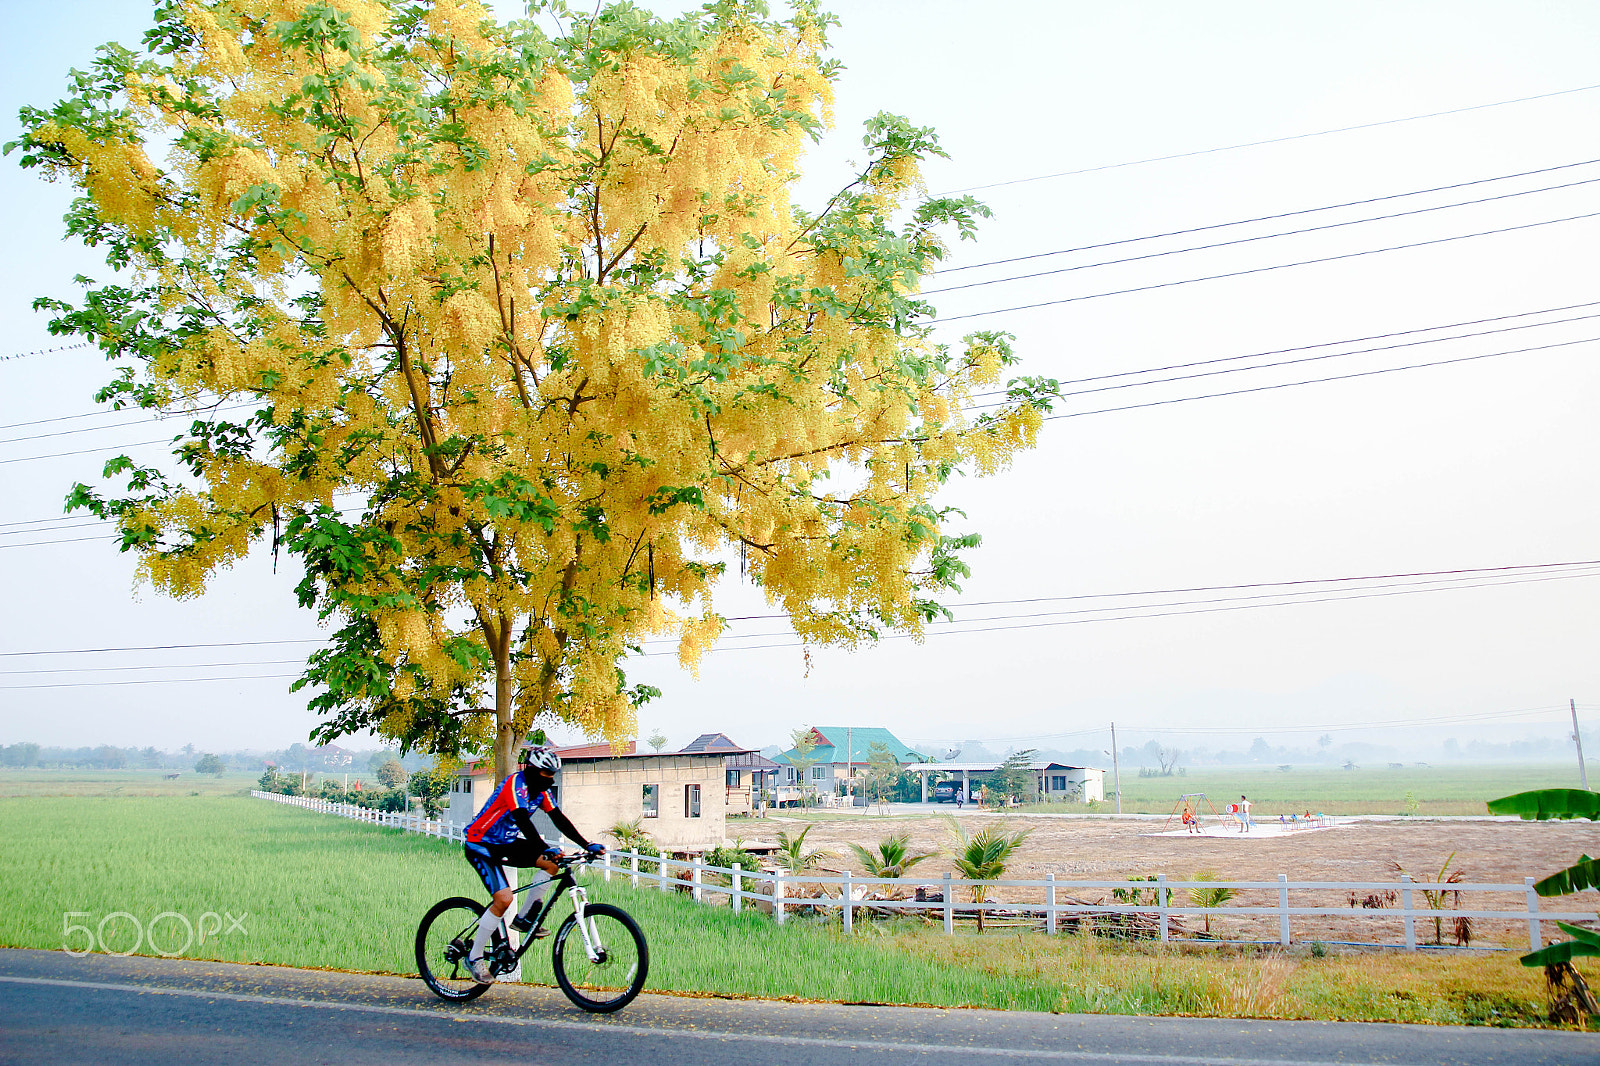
811;765;827;781
642;784;659;818
1051;775;1068;791
726;769;741;789
685;784;701;818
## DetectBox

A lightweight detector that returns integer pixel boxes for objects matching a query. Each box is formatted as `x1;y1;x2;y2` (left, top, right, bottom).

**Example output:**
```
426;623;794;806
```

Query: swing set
1162;792;1227;832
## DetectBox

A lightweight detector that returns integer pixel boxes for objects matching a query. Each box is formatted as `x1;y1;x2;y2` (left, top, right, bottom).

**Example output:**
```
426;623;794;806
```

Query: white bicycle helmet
520;745;561;774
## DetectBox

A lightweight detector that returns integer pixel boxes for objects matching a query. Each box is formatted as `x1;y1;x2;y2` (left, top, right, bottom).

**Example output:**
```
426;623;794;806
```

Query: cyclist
461;745;605;983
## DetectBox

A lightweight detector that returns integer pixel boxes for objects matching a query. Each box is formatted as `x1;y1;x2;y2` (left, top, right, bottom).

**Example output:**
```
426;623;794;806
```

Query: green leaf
1556;920;1600;947
1534;856;1600;897
1486;788;1600;821
1519;935;1600;967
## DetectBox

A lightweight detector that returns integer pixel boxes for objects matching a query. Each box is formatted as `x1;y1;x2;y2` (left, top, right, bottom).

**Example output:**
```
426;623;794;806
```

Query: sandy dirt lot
750;811;1600;945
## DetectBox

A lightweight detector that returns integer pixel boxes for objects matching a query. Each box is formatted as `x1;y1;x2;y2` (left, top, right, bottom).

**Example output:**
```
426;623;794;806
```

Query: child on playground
1181;801;1199;834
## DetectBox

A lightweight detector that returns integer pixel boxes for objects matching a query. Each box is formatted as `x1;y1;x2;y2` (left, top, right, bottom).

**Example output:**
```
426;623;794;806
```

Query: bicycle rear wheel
551;903;648;1012
416;896;494;1001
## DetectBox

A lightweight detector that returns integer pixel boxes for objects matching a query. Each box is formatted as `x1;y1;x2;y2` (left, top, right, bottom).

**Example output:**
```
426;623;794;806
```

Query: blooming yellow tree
12;0;1056;780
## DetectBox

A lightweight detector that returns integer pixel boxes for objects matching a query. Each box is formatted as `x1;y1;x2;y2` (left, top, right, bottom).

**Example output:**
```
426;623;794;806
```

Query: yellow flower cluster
44;0;1047;760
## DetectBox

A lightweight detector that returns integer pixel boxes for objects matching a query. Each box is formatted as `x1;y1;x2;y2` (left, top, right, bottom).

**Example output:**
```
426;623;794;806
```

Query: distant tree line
0;741;432;774
257;761;453;818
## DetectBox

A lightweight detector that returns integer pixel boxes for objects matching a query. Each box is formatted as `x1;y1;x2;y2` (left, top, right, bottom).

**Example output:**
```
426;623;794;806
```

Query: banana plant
1486;787;1600;1021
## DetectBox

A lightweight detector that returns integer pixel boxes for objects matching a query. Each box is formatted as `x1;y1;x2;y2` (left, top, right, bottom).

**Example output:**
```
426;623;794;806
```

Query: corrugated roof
680;732;743;752
773;726;925;766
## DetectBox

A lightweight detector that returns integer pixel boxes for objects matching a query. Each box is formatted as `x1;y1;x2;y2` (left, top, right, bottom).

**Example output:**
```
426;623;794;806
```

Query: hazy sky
1;2;1596;756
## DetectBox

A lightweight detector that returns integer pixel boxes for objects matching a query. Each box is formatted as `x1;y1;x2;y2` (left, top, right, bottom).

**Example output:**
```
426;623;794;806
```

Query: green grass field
0;769;261;799
1021;763;1586;816
0;790;1586;1025
0;794;1060;1008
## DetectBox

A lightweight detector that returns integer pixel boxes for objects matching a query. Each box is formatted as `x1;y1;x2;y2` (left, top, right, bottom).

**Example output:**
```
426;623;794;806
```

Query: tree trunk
492;631;518;786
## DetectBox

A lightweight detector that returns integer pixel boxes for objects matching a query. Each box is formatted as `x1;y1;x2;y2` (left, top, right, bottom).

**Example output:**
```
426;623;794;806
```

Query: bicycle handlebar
553;850;603;869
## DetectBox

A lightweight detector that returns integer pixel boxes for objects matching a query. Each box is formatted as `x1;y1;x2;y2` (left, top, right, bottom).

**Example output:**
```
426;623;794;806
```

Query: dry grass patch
885;929;1595;1026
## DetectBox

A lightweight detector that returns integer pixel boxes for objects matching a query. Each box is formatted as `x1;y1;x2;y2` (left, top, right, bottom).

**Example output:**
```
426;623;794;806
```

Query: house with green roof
772;726;927;794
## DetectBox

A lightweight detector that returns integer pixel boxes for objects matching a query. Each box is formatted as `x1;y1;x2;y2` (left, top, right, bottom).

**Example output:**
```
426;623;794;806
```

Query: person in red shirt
461;746;604;983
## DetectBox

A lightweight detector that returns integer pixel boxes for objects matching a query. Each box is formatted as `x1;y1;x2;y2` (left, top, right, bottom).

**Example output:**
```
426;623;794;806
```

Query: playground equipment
1162;793;1225;832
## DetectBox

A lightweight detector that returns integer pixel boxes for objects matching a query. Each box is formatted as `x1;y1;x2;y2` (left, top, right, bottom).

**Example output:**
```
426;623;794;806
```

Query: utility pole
1110;722;1122;814
1572;699;1589;790
846;727;853;806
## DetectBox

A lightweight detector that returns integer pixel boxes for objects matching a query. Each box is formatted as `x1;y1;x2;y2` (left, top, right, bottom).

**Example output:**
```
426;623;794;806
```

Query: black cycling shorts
463;840;548;895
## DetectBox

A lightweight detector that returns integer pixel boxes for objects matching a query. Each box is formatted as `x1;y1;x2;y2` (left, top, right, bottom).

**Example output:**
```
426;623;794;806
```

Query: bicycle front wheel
551;903;648;1012
416;896;493;1002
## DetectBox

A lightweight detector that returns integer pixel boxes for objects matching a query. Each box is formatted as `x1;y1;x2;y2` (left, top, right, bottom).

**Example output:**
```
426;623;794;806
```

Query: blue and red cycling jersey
465;769;555;846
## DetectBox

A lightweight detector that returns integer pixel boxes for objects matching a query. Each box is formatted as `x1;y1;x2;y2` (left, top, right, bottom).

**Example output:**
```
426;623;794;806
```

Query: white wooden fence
252;789;471;841
252;790;1595;951
592;849;1597;952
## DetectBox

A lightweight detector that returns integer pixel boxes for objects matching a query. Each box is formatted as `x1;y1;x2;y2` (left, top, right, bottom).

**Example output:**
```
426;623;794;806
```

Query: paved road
0;948;1593;1066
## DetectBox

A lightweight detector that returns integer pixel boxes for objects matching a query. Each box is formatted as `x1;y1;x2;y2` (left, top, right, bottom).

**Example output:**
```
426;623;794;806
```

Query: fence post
659;857;672;893
732;863;743;914
842;871;854;933
602;852;611;883
1158;874;1169;943
943;872;954;935
631;852;639;889
1046;873;1058;936
1401;875;1415;950
775;874;786;925
1527;876;1542;951
691;860;703;903
1278;874;1290;947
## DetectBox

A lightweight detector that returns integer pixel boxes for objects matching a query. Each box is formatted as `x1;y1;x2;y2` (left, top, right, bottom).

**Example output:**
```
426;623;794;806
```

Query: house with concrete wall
679;732;783;813
448;741;733;853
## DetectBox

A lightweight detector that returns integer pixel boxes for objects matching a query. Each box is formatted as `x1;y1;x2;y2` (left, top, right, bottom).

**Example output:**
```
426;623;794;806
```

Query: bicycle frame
505;857;605;965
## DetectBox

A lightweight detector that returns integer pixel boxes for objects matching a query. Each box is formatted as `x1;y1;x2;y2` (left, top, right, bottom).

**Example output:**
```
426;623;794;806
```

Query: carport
907;760;1107;803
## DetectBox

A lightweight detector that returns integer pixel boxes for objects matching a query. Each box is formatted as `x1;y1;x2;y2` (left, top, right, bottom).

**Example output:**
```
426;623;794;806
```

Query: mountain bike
415;852;648;1013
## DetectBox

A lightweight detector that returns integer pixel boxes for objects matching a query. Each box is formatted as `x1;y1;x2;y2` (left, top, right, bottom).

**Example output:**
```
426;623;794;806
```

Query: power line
0;673;304;692
8;301;1586;480
935;159;1600;274
940;83;1600;195
0;402;257;446
988;300;1600;393
647;569;1600;658
3;333;1590;551
0;533;121;549
7;298;1594;475
683;566;1600;645
958;311;1600;412
0;341;92;363
0;639;325;658
6;560;1592;664
0;658;311;677
1041;334;1600;421
7;193;1592;453
0;564;1581;687
0;435;177;466
932;211;1600;323
715;559;1600;623
950;703;1587;744
923;176;1600;296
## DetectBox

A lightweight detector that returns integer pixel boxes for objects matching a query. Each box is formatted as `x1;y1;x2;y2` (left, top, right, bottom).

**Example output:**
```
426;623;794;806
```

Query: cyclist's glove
585;842;606;857
542;846;562;861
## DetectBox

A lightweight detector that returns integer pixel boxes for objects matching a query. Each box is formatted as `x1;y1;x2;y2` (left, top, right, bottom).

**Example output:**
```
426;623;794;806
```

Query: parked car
932;781;979;803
